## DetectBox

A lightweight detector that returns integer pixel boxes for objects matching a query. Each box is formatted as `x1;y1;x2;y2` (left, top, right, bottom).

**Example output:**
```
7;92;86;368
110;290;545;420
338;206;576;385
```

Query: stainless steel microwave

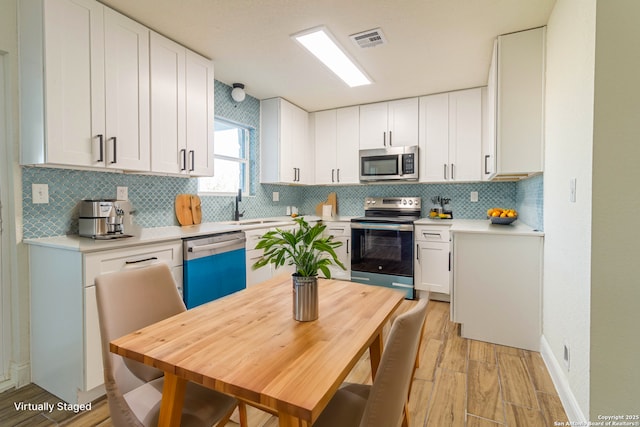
359;146;419;181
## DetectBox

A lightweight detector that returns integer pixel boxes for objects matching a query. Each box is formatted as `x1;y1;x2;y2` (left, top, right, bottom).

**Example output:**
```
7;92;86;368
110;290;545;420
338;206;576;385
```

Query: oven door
350;222;415;299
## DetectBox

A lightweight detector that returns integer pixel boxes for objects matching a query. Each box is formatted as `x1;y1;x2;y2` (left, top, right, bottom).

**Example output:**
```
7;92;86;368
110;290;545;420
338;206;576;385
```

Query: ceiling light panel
293;27;372;87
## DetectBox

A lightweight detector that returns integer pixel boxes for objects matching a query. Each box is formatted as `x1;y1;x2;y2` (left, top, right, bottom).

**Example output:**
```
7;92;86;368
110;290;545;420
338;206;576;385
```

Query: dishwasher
183;230;247;309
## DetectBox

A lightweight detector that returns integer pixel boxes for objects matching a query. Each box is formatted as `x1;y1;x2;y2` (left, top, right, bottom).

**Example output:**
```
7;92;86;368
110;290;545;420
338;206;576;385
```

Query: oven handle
392;282;413;289
350;222;414;231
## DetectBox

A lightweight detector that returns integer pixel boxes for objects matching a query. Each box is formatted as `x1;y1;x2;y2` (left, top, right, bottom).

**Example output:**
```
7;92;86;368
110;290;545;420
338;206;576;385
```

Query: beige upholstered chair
313;298;429;427
95;263;246;427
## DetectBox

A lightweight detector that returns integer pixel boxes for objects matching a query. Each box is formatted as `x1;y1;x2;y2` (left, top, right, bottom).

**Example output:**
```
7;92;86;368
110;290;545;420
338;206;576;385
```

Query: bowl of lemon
487;208;518;225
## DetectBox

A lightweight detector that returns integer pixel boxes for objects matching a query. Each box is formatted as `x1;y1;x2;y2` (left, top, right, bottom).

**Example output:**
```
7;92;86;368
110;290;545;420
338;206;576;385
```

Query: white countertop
23;216;320;253
414;218;544;237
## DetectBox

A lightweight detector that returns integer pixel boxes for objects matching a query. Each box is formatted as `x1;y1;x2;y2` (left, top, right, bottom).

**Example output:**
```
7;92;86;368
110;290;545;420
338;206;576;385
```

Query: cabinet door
104;8;150;171
482;40;498;180
150;32;186;174
185;51;214;176
43;0;105;167
359;102;388;149
419;93;449;182
415;241;450;294
335;106;360;183
497;28;544;175
448;88;482;182
279;100;297;182
314;110;338;184
292;105;312;184
387;98;419;147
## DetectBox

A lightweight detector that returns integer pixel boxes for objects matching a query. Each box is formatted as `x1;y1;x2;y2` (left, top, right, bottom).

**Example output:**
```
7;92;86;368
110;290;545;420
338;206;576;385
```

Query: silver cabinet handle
346;238;349;254
484;155;490;175
451;163;455;180
331;169;335;183
389;130;392;146
416;244;420;260
336;169;340;182
383;131;386;147
443;164;447;180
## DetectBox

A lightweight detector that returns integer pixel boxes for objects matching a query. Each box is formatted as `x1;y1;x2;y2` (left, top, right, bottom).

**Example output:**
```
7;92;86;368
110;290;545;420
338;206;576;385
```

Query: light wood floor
0;301;568;427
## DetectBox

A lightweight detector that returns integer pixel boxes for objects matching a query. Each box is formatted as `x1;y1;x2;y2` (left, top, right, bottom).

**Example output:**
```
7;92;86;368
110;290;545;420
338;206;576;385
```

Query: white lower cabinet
321;221;351;280
452;231;542;351
29;241;182;404
414;225;451;295
245;225;298;287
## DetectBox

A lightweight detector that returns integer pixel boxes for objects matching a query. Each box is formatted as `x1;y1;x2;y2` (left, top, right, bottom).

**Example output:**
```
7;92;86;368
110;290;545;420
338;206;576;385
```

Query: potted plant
252;217;346;321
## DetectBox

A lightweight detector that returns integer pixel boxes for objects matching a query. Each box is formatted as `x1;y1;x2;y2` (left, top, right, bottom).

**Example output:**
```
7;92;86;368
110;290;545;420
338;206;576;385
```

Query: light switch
272;192;279;202
32;184;49;204
470;191;478;202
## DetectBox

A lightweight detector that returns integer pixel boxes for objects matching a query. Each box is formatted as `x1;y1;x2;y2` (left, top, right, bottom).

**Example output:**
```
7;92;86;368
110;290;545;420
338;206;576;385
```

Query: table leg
278;412;311;427
158;372;187;427
369;332;384;380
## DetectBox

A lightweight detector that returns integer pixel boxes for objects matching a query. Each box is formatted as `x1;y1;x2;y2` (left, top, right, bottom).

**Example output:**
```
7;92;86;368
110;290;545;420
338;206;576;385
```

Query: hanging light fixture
231;83;246;102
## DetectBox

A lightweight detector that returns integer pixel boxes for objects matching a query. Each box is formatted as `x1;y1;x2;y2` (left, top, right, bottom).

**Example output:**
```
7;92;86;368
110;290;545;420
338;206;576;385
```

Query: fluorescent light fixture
293;26;372;87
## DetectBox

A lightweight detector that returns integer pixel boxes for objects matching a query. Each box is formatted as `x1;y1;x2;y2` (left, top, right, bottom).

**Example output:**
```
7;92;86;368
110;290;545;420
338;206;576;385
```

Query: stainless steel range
350;197;421;299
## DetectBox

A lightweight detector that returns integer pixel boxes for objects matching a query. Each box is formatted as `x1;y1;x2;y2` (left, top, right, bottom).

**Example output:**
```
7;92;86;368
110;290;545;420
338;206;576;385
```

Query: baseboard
540;335;587;423
10;361;31;388
0;378;15;393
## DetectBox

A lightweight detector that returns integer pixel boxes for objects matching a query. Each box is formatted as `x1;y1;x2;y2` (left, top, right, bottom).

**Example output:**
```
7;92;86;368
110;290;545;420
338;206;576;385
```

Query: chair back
95;263;186;426
359;299;428;427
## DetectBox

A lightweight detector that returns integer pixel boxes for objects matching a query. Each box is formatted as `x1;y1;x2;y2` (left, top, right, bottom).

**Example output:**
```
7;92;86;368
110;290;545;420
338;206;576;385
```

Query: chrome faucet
234;189;245;221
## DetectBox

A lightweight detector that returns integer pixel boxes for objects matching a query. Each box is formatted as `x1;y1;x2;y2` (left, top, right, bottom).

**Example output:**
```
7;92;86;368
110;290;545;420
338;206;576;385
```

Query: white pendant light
231;83;246;102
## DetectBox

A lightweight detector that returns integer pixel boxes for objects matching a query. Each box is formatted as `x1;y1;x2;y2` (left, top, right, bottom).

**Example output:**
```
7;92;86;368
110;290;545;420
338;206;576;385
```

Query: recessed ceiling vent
350;28;387;48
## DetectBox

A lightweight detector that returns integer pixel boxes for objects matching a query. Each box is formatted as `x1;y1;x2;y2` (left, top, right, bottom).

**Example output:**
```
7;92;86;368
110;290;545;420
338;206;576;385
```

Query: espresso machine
78;199;133;239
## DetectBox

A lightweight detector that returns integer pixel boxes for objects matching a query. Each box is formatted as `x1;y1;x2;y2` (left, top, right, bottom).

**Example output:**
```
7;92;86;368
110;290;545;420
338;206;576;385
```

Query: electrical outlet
470;191;478;202
273;191;279;202
117;186;128;200
32;184;49;204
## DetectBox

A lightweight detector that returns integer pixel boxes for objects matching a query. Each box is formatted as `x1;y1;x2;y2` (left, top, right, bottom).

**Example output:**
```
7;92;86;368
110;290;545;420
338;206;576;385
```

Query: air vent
350;28;387;48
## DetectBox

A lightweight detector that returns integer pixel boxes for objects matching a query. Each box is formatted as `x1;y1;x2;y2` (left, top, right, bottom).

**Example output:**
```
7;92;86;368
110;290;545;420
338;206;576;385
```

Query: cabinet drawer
323;222;351;237
244;228;269;251
415;226;450;242
84;241;182;286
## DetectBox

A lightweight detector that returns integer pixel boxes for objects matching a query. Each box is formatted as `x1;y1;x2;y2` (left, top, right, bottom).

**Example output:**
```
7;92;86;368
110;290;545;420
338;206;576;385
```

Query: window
198;119;250;194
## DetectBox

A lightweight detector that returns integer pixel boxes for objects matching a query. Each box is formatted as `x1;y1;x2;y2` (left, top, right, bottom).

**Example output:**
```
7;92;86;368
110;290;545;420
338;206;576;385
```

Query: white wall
590;0;640;417
543;0;596;419
0;0;31;389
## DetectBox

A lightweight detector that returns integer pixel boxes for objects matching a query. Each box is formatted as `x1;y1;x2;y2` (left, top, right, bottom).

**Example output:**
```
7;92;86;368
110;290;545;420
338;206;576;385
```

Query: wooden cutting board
175;194;194;226
315;192;338;217
191;195;202;224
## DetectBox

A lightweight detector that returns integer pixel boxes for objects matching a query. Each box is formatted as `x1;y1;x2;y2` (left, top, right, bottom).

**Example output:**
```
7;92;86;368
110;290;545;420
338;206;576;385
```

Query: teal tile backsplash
21;81;543;238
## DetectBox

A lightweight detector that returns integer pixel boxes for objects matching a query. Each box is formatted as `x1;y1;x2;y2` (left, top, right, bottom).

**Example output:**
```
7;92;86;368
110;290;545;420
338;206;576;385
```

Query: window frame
198;118;251;196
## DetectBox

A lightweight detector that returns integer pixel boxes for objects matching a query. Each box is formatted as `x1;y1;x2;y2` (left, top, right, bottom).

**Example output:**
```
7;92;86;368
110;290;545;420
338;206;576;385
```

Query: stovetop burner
351;197;421;224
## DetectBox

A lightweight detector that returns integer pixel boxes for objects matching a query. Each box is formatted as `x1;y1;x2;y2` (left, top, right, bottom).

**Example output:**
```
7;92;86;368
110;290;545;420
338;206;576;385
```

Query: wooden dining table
110;274;405;427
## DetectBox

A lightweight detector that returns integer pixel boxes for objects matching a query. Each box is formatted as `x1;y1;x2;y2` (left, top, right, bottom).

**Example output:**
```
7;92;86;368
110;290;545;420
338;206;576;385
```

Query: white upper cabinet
359;98;419;149
313;106;359;185
419;88;482;182
261;98;312;184
184;51;214;176
487;27;545;180
103;8;150;171
20;0;150;171
150;33;214;176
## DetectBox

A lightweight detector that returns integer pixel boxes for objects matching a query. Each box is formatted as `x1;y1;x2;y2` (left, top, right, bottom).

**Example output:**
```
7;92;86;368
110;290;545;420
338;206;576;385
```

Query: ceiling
99;0;556;112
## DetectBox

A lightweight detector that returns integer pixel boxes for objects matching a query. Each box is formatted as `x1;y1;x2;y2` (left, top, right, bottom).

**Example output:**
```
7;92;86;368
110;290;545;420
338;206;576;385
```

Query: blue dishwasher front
183;231;247;309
